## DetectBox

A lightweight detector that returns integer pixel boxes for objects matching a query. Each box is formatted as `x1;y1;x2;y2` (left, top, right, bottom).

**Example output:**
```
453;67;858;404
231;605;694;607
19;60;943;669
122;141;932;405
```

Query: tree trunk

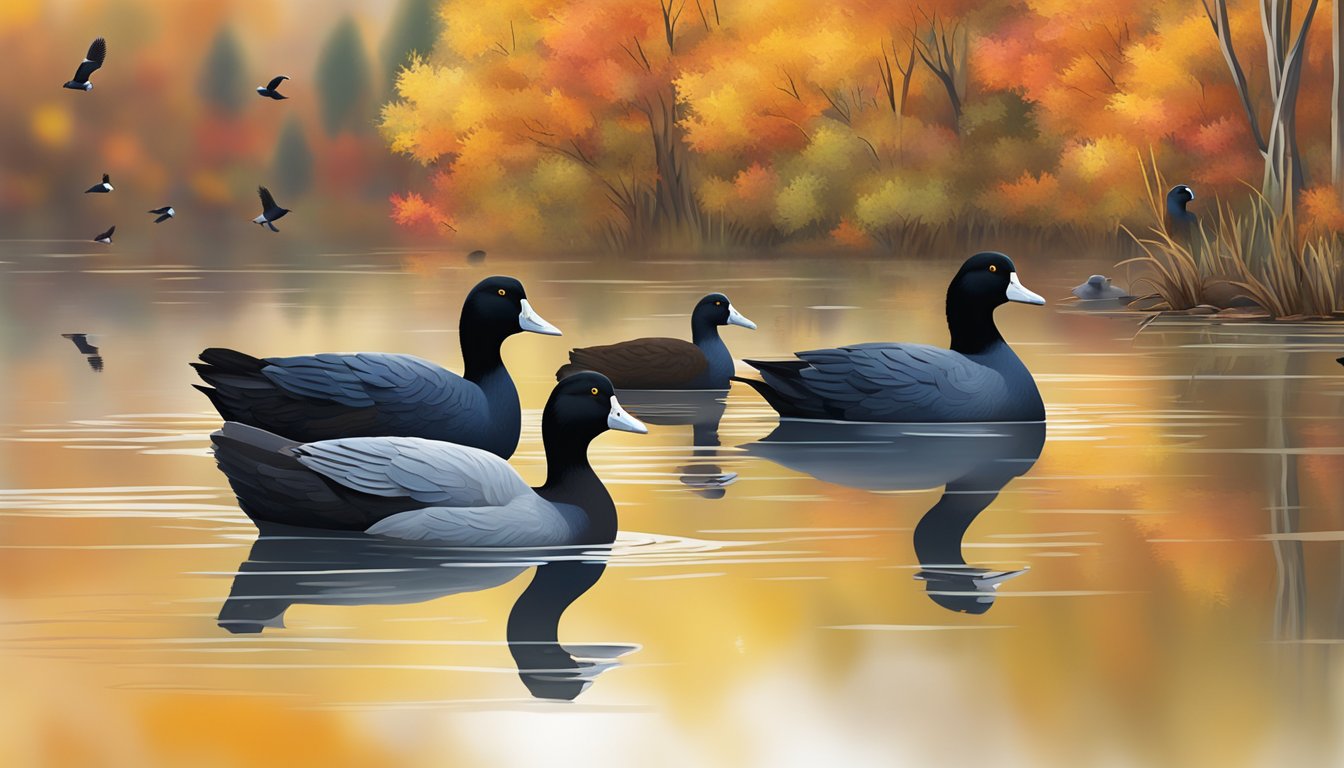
1261;0;1317;213
1205;0;1318;215
647;88;703;248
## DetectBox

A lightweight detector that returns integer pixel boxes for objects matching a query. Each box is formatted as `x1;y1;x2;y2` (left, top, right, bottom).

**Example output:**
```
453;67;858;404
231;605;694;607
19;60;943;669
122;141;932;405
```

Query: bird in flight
63;37;107;91
148;205;175;223
85;173;113;194
253;187;290;232
92;225;115;244
256;75;289;100
62;333;104;373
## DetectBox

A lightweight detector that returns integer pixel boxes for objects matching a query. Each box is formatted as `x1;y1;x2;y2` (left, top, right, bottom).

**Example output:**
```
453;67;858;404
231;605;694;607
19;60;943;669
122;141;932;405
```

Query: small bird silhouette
62;333;104;373
256;75;289;100
63;37;107;91
253;186;290;232
147;205;175;223
92;225;115;244
85;173;113;194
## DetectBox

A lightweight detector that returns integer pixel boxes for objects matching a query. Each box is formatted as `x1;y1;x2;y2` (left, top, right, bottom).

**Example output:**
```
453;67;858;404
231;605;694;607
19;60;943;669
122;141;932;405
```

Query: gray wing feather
796;343;1004;421
365;497;578;547
260;353;476;412
294;436;530;506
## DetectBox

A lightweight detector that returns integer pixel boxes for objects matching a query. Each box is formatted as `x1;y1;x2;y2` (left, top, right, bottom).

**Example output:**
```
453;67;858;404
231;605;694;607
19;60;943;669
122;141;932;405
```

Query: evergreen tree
315;16;373;135
198;26;246;115
379;0;440;97
272;116;314;195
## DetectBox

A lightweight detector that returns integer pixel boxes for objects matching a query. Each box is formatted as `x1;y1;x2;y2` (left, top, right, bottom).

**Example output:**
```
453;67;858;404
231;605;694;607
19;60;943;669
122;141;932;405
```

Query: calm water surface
1;243;1343;767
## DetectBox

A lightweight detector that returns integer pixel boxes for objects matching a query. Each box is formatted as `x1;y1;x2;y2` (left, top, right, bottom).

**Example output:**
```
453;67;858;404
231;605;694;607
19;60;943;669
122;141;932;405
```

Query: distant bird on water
1071;274;1133;302
85;174;113;194
92;225;115;244
62;333;104;373
63;37;107;91
253;187;290;232
256;75;289;100
148;205;175;223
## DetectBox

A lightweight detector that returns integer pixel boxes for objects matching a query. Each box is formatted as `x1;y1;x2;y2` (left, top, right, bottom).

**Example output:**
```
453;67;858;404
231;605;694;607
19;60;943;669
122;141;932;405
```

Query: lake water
2;242;1343;767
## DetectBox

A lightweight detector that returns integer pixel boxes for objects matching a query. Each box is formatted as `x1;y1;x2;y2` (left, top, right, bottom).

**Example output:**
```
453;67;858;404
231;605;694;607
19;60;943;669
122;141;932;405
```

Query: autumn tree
382;0;1344;250
272;116;314;195
382;0;731;249
1204;0;1320;214
199;26;246;115
317;16;374;135
380;0;441;97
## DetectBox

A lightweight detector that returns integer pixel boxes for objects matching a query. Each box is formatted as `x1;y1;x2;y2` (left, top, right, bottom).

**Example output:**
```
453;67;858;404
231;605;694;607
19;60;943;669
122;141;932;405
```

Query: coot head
548;372;648;443
948;252;1045;311
691;293;756;330
1166;184;1196;220
461;276;562;340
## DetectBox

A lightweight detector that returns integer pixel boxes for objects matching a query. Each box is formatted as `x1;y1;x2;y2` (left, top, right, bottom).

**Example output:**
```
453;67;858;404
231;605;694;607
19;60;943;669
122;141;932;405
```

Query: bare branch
693;0;710;30
1203;0;1269;152
763;111;810;142
775;68;801;100
819;87;853;125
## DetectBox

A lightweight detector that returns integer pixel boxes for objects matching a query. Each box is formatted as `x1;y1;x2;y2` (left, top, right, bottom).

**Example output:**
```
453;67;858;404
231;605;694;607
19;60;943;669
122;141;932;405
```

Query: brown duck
556;293;756;390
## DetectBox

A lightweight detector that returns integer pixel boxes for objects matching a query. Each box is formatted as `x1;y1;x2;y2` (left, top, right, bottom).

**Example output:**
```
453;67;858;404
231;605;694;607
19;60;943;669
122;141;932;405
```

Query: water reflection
616;389;736;498
743;421;1045;611
218;526;631;700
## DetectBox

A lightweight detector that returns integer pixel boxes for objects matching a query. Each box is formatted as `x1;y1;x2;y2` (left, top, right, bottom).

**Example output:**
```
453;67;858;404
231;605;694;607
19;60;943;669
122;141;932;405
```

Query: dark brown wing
562;337;707;388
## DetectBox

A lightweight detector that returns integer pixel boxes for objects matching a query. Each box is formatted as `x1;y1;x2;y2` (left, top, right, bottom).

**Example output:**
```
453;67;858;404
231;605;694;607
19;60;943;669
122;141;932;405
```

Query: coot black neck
946;291;1004;356
536;419;616;541
690;311;722;346
459;306;511;382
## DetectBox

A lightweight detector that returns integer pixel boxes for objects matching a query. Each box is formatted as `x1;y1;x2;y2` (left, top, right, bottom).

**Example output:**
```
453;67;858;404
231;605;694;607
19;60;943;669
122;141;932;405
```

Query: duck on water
210;373;647;548
557;293;755;390
735;252;1046;423
194;276;561;459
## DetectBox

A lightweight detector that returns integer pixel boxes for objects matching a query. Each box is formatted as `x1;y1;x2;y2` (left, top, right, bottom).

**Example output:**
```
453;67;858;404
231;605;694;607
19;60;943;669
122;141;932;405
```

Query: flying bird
63;37;107;91
92;225;115;244
253;186;290;232
148;205;175;223
256;75;289;100
85;173;113;193
62;333;104;373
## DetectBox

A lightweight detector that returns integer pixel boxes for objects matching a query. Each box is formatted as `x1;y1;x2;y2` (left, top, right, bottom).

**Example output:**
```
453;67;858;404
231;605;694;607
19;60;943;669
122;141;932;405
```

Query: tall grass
1121;154;1344;317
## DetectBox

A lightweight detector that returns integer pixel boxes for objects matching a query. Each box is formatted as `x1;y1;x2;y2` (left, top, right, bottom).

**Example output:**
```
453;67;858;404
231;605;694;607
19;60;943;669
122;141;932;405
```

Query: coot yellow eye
497;289;506;296
715;301;722;306
590;387;599;395
988;265;998;273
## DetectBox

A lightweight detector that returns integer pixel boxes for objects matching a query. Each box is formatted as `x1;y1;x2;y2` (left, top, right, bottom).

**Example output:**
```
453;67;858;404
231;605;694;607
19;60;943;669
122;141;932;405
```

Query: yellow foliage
697;176;735;214
799;124;861;176
773;173;826;233
531;156;592;205
855;176;954;229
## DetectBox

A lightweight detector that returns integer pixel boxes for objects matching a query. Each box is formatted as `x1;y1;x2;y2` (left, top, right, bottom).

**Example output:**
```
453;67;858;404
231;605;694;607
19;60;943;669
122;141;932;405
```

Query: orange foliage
381;0;1344;250
830;218;872;249
1301;187;1344;233
390;191;451;231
